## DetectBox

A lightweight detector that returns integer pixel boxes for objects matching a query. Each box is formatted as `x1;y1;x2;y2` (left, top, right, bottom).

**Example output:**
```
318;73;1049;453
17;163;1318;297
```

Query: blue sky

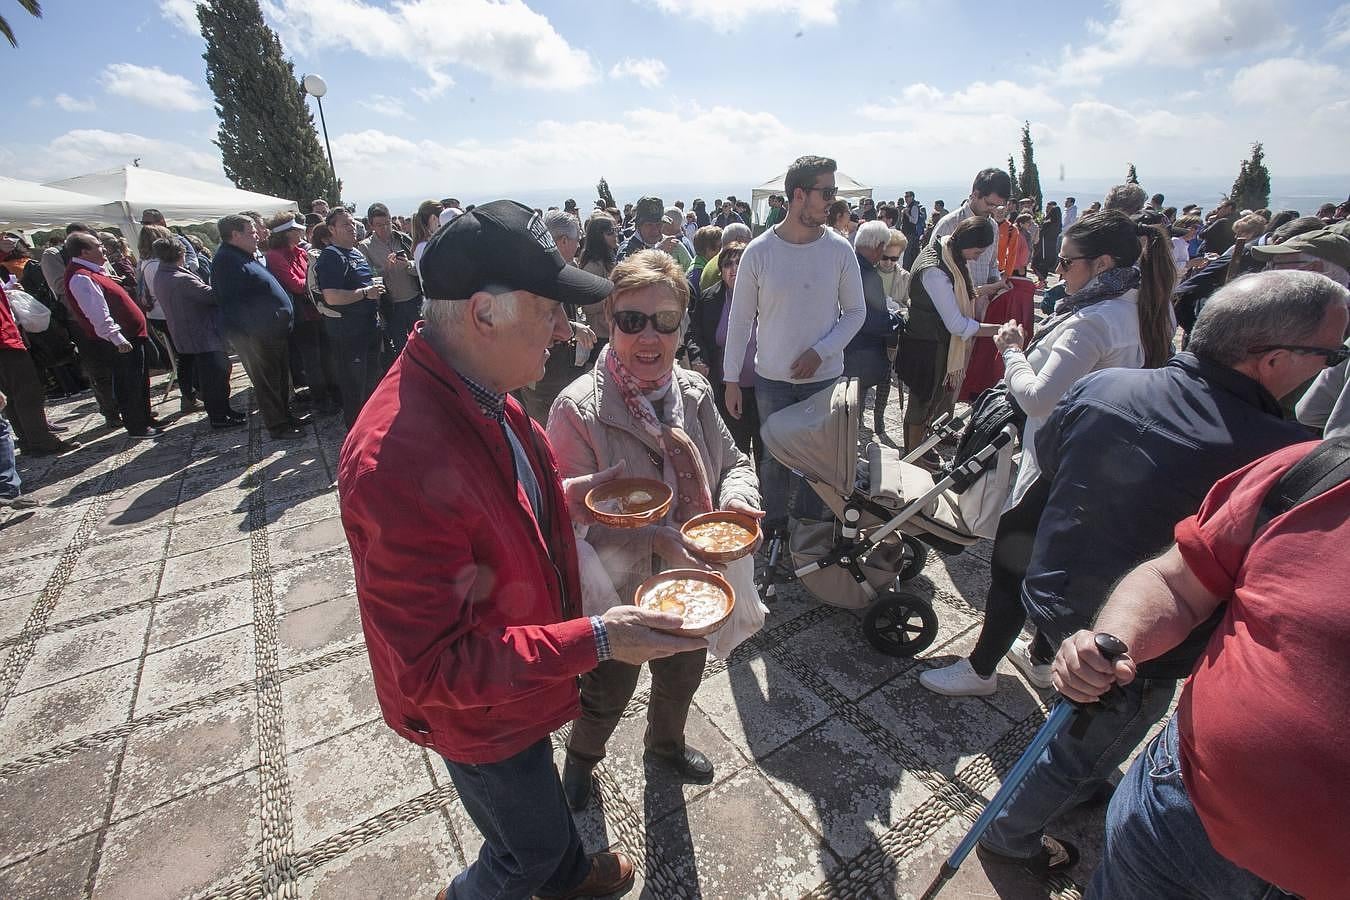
2;0;1347;210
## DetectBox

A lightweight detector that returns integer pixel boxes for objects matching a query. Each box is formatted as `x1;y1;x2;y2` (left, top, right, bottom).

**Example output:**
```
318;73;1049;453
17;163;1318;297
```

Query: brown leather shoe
535;851;635;899
434;889;448;900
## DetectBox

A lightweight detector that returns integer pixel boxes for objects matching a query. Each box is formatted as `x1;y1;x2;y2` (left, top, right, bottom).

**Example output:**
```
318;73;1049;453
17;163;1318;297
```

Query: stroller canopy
760;377;859;496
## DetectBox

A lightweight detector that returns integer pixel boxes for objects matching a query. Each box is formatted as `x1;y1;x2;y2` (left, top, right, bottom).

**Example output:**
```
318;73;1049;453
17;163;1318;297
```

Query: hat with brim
269;219;306;234
635;197;664;225
418;199;612;306
1250;228;1350;270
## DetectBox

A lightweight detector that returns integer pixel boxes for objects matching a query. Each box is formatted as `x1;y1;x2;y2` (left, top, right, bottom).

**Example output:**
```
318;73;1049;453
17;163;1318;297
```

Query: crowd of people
2;157;1349;900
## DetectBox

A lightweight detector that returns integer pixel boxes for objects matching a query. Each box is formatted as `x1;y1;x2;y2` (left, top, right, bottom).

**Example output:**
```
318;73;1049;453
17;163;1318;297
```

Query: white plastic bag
5;290;50;333
575;533;622;617
705;555;767;660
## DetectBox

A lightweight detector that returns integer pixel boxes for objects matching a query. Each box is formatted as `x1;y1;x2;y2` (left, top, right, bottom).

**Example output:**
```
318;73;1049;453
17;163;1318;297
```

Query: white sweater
723;226;865;384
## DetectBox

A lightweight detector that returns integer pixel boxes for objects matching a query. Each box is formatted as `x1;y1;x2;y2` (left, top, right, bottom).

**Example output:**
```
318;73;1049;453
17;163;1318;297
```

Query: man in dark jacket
973;270;1346;879
339;201;704;900
211;214;301;439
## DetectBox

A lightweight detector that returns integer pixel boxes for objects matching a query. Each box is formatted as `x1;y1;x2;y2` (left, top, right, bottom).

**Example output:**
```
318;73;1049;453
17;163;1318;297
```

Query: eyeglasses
1056;255;1087;269
1248;344;1350;367
612;309;683;335
882;254;902;262
805;186;839;201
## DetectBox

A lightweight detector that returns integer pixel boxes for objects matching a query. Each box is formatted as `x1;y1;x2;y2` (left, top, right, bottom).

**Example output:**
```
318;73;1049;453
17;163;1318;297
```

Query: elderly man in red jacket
339;200;703;900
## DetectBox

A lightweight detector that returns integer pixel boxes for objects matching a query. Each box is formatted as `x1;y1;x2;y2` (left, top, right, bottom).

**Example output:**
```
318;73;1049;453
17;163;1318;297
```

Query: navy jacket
1021;352;1311;678
210;242;293;338
846;254;896;354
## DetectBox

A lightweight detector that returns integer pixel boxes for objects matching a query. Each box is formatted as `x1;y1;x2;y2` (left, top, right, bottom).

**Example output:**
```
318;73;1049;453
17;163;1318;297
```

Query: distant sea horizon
374;173;1348;223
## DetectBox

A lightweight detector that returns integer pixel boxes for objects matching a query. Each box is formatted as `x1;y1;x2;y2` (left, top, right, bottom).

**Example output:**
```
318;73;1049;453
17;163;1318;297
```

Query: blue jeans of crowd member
754;373;837;531
440;738;591;899
981;676;1176;858
323;300;383;429
0;414;21;500
1090;717;1296;899
384;297;421;354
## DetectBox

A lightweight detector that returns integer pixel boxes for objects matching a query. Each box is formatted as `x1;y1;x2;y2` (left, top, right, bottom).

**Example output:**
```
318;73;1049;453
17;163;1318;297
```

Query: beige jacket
548;362;760;601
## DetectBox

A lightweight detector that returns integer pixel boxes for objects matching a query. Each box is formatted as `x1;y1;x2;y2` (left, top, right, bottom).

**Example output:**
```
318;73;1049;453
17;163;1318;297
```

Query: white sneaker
1007;637;1055;689
919;658;997;696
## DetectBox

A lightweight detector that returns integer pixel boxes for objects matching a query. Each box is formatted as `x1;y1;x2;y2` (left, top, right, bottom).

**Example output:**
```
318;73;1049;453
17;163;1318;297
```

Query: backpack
1255;437;1350;530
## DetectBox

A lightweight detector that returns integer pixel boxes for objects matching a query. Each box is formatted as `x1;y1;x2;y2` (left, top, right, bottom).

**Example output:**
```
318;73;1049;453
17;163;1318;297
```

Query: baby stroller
759;378;1021;657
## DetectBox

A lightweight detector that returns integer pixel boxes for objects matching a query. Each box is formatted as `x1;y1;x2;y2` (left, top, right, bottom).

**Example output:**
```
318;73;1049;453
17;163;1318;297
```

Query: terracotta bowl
633;568;735;637
680;510;763;563
585;477;673;529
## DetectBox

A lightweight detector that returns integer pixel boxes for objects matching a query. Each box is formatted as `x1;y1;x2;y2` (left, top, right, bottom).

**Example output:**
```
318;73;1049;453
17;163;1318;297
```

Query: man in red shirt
339;200;704;900
1055;441;1350;899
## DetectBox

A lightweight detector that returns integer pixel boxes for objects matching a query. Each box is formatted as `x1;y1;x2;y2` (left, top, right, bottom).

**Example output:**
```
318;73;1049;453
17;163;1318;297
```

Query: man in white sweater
723;155;865;534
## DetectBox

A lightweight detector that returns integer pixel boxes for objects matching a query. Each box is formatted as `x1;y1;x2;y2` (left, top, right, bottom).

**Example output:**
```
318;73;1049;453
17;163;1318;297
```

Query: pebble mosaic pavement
0;368;1153;899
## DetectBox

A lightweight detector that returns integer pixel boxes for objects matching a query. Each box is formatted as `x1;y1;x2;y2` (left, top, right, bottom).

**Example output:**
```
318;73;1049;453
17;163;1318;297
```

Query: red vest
63;260;147;342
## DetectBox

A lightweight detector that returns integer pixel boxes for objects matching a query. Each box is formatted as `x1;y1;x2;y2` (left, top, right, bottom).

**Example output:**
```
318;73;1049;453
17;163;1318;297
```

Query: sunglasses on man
612;309;682;335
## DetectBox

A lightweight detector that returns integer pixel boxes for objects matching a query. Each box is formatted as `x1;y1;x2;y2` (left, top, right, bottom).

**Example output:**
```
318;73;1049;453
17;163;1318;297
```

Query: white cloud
265;0;597;96
648;0;842;31
858;79;1064;121
609;57;668;89
355;94;413;120
1328;3;1350;48
100;63;209;112
1231;57;1342;107
1057;0;1295;82
32;129;222;180
159;0;200;33
54;94;97;112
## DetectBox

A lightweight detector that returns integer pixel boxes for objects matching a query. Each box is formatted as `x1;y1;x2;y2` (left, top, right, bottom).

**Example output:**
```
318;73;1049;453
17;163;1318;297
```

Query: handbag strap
1254;437;1350;531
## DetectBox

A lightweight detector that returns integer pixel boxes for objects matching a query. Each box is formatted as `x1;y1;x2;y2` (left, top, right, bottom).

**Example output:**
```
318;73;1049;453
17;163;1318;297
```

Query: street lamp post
301;73;338;200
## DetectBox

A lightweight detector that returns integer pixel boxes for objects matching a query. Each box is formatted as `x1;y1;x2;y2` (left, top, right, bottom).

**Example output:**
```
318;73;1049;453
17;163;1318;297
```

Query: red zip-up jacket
338;326;597;764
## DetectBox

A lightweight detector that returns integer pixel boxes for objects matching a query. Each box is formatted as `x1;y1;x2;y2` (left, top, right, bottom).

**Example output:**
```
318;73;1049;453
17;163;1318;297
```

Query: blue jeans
323;301;383;428
1089;717;1295;900
441;738;590;899
982;676;1176;857
0;414;21;500
754;374;838;531
384;296;421;354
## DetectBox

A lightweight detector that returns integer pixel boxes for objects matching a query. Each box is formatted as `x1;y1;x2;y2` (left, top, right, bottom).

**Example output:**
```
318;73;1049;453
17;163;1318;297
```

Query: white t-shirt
723;226;866;384
1171;237;1191;273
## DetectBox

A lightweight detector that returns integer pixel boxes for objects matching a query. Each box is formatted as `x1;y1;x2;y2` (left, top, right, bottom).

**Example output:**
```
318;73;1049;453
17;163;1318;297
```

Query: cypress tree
1018;121;1042;207
1126;163;1139;185
199;0;338;205
1007;155;1021;203
1230;142;1271;211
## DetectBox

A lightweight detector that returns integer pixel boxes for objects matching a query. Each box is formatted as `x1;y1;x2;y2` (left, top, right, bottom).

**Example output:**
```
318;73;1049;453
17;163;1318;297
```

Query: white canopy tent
0;177;126;233
41;166;298;239
751;171;873;226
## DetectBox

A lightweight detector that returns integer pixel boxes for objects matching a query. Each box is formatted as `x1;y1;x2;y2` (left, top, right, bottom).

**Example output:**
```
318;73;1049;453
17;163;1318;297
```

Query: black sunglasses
1249;344;1350;367
882;254;902;262
1056;255;1088;269
805;186;840;201
613;309;682;335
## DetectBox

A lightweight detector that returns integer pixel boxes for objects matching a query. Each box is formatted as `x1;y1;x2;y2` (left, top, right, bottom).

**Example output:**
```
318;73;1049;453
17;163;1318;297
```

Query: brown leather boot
535;851;635;899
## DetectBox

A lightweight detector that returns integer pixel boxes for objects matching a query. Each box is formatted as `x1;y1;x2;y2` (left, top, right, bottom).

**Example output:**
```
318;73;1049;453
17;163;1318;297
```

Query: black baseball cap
418;199;613;305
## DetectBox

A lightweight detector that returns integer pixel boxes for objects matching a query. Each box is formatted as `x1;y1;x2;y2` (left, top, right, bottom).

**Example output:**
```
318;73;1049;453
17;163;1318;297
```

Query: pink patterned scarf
604;347;713;524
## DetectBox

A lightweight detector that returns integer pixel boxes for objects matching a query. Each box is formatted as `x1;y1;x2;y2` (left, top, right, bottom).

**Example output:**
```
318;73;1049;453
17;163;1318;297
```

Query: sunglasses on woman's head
612;309;682;335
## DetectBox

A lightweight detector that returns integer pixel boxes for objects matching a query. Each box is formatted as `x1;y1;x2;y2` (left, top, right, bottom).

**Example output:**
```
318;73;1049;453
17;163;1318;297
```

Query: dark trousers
85;337;152;434
289;318;335;401
385;297;421;353
0;348;61;450
969;479;1053;677
716;384;762;466
568;648;707;764
227;330;292;432
71;329;117;419
440;738;590;899
323;301;382;428
193;350;236;422
150;319;197;404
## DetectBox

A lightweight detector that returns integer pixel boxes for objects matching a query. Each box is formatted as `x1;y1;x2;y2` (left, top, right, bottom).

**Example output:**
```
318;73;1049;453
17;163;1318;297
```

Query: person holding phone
359;202;421;353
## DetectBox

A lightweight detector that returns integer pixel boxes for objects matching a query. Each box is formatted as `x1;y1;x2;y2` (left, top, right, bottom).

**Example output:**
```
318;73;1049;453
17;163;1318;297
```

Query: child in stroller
758;377;1021;656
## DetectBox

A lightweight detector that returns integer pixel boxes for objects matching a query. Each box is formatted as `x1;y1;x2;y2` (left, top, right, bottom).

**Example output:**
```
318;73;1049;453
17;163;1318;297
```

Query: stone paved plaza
0;370;1128;899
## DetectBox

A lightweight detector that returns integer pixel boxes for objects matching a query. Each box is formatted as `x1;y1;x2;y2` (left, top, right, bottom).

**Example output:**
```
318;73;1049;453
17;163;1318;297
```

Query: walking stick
919;633;1128;900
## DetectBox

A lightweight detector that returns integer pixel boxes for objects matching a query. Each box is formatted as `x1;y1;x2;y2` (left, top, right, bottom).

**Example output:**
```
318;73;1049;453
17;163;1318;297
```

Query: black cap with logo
417;199;612;305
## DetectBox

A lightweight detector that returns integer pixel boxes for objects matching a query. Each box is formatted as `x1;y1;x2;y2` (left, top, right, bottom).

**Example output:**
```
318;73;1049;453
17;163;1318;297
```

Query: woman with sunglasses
577;213;620;347
691;241;760;462
921;209;1176;698
547;249;762;811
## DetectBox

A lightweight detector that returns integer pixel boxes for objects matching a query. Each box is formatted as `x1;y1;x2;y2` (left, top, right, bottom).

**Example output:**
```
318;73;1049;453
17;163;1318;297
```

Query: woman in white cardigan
921;209;1175;697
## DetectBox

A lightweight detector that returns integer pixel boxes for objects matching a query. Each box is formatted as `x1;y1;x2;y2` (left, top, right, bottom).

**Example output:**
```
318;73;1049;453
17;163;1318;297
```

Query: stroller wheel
896;534;929;583
863;591;939;657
